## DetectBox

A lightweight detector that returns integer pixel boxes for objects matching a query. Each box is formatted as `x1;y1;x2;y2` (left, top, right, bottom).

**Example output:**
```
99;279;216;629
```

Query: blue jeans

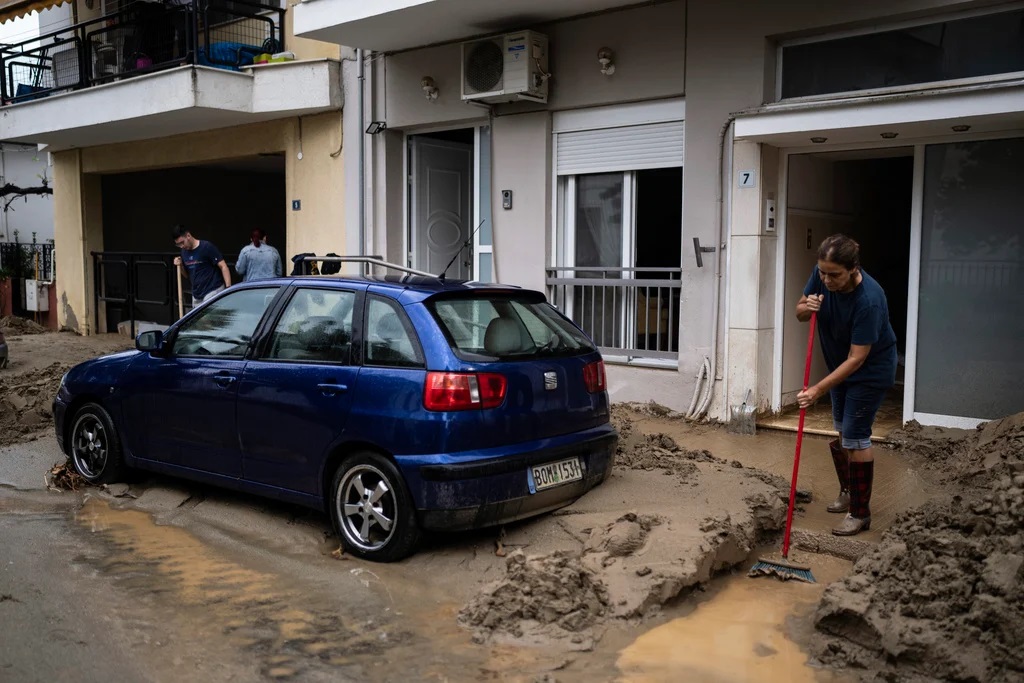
831;383;888;450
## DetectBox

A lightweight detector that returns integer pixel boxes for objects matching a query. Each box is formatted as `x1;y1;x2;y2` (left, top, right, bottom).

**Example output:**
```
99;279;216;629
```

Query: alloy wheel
335;464;397;552
72;413;108;480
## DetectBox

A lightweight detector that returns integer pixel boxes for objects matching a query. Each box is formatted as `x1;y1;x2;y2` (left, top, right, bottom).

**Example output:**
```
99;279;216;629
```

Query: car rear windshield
428;294;597;361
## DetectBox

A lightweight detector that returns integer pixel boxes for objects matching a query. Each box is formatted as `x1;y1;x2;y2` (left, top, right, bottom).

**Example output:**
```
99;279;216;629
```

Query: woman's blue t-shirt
803;267;898;388
180;240;225;300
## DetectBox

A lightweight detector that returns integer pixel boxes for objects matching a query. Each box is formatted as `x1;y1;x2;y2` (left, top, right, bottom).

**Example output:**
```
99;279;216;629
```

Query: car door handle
213;373;237;387
317;383;348;396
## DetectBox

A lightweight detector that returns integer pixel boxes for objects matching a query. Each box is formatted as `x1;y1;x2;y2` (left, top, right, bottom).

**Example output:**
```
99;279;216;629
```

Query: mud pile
814;416;1024;682
0;362;66;446
887;411;1024;487
0;315;48;335
461;407;795;648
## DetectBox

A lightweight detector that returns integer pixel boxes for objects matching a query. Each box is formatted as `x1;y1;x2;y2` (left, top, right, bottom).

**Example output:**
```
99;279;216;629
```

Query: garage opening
764;148;913;441
95;154;286;333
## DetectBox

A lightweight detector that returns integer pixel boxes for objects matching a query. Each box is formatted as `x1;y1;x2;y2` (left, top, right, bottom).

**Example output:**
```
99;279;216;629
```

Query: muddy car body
54;276;616;561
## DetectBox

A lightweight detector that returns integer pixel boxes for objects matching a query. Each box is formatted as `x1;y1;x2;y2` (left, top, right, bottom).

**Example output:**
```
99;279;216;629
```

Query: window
555;168;682;358
364;296;424;368
430;295;595;361
264;288;355;364
172;287;279;358
780;8;1024;99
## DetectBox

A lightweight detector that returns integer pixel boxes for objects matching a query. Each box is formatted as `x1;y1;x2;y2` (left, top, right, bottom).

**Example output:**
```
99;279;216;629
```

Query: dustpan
728;389;756;435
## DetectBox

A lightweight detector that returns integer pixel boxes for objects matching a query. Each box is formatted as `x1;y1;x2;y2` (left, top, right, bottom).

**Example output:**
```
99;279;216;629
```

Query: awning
0;0;66;24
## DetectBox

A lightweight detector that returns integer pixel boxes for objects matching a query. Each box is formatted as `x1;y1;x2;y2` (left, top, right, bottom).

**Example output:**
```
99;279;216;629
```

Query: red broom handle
782;311;817;559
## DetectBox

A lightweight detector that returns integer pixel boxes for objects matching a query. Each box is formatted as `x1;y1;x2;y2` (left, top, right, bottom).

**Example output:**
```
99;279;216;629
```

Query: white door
411;137;473;279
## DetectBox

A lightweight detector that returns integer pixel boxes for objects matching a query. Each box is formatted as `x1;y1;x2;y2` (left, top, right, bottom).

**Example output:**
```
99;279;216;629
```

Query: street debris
46;460;86;491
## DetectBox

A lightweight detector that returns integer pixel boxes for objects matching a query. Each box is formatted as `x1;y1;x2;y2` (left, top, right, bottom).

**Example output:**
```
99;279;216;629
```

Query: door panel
412;137;473;278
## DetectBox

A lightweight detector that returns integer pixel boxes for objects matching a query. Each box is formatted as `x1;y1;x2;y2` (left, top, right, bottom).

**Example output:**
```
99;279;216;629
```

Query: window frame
774;2;1024;103
361;294;426;369
256;285;362;366
168;285;283;360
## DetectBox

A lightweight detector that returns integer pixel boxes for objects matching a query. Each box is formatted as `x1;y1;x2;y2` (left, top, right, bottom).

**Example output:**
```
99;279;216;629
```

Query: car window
172;287;280;358
430;295;596;360
264;288;356;364
364;296;423;368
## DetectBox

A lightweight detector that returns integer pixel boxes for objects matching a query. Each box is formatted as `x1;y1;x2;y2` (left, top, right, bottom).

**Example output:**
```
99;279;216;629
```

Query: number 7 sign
737;170;756;188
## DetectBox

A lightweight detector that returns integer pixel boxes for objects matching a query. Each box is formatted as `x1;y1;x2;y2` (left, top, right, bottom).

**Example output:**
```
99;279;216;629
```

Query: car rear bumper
404;426;617;532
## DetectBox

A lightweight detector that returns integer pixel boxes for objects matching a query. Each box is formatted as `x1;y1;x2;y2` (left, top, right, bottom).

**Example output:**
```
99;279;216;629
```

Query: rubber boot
833;460;873;536
827;439;850;514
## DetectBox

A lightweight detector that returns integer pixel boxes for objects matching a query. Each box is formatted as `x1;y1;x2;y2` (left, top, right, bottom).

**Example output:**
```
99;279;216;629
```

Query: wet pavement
0;407;934;682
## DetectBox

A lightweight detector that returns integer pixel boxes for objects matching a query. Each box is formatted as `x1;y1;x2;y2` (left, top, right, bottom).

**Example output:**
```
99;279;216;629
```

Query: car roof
238;275;529;299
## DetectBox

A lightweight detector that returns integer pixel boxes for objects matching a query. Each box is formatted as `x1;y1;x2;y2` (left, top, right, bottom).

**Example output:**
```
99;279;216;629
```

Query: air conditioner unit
461;31;549;104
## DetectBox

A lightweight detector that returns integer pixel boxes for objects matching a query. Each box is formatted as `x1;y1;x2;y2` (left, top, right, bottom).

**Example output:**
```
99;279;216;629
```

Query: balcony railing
1;0;284;105
546;266;681;362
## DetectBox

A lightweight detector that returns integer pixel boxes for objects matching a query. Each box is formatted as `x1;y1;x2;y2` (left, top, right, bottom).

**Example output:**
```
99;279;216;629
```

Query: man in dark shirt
172;225;232;305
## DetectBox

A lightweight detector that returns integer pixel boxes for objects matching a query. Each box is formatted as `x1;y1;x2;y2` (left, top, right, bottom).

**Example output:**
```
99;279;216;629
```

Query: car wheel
69;403;124;484
330;452;419;562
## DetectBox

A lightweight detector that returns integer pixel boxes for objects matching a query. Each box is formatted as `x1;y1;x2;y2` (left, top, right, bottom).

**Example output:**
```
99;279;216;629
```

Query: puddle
617;557;855;683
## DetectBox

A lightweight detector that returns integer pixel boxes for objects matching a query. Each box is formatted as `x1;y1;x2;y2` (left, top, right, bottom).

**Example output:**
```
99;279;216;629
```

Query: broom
749;311;818;583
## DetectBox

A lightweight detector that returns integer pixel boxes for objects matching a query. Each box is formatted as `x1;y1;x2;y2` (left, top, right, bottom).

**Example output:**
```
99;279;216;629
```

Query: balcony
294;0;636;51
0;0;342;150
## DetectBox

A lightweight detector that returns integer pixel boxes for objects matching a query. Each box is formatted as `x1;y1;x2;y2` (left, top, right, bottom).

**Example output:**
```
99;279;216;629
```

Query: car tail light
583;360;606;393
424;372;507;411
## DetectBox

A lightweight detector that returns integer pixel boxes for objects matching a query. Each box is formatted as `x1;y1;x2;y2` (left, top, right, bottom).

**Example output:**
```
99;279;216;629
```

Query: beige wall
382;1;686;129
56;114;344;333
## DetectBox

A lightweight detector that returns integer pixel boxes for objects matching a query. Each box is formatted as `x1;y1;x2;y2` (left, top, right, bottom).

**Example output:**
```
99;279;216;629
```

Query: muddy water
617;556;855;683
75;497;393;681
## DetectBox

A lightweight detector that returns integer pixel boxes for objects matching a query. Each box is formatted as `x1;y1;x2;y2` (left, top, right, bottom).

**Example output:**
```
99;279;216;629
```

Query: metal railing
1;0;284;104
92;251;238;336
546;266;682;362
923;259;1020;289
0;240;54;280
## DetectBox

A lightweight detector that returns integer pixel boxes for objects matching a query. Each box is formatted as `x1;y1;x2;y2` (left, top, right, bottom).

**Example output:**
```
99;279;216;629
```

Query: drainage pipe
693;115;736;420
358;46;366;258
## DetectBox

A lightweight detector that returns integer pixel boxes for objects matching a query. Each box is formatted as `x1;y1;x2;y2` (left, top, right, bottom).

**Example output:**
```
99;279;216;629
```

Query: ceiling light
952;125;971;132
810;136;827;144
880;132;899;139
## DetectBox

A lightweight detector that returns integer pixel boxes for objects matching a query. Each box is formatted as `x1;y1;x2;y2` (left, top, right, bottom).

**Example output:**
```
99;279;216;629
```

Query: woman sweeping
795;234;898;536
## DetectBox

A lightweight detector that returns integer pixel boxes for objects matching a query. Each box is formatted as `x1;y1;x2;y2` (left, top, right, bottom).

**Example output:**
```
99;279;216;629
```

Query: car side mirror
136;330;165;353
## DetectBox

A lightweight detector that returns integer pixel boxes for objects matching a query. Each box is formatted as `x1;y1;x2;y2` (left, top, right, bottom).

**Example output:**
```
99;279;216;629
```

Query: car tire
69;403;124;485
330;452;419;562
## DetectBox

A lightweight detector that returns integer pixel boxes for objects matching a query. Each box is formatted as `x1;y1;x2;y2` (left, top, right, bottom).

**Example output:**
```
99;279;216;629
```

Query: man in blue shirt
172;225;232;305
796;234;897;537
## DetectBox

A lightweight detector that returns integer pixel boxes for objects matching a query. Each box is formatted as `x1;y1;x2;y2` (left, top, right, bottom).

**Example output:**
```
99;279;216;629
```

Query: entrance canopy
734;81;1024;147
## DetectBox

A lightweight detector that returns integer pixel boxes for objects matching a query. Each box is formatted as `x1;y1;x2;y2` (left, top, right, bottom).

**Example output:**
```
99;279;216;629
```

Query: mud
812;415;1024;683
460;408;791;648
887;411;1024;488
0;315;48;335
0;362;66;447
0;331;133;447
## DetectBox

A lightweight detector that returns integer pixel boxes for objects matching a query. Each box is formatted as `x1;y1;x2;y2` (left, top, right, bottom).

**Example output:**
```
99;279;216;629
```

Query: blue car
54;276;617;561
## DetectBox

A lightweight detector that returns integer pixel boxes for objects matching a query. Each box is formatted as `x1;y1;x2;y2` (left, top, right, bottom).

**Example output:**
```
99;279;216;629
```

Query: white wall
0;144;54;244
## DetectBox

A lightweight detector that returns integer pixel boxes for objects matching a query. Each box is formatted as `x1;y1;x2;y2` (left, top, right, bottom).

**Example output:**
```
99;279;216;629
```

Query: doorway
408;128;474;279
766;148;914;441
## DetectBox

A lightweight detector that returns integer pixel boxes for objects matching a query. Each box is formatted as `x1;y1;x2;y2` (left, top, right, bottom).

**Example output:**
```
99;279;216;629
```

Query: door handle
213;373;237;387
317;383;348;396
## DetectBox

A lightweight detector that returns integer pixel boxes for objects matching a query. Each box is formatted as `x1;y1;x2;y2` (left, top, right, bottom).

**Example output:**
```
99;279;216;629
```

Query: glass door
912;137;1024;424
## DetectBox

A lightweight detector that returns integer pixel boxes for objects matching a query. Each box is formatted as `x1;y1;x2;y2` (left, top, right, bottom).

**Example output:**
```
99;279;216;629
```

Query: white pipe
685;355;707;418
693;115;736;420
357;48;365;258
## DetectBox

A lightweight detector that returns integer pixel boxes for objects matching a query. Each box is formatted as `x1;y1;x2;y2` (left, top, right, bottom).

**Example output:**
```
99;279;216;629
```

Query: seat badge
544;371;558;390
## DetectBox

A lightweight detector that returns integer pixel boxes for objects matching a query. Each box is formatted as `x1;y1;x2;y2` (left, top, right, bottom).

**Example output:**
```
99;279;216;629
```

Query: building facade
294;0;1023;428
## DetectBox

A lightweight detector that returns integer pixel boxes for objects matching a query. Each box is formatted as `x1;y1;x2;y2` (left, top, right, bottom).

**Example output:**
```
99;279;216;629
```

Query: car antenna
438;219;485;281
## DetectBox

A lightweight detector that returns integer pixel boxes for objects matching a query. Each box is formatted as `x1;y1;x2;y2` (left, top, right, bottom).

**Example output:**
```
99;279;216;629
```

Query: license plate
529;457;584;493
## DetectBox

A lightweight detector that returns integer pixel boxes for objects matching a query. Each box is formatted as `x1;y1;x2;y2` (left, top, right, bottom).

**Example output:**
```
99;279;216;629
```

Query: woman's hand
804;294;823;312
796;384;823;409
